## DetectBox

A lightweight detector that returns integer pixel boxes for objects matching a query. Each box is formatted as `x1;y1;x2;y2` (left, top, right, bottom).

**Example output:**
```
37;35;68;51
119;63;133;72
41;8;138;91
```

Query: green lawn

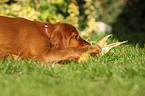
0;39;145;96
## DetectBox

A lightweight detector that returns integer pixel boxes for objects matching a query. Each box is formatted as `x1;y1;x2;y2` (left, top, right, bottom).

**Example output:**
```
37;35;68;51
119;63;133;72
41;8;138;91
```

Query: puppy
0;16;102;62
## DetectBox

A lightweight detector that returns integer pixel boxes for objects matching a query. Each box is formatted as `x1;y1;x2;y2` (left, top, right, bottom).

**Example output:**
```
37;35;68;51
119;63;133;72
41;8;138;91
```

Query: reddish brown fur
0;16;102;62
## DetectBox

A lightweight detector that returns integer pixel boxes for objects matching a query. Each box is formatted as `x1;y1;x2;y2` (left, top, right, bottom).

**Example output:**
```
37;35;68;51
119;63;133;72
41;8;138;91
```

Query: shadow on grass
112;0;145;47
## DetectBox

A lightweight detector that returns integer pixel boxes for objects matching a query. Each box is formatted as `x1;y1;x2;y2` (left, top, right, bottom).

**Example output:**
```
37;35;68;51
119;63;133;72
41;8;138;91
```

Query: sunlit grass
0;40;144;96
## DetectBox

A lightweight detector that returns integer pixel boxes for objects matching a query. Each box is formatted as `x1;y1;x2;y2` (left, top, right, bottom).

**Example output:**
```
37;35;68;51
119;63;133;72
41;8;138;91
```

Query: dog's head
50;22;90;49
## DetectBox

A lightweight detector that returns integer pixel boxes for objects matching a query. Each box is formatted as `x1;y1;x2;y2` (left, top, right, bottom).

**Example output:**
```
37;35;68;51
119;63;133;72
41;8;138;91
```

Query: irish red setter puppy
0;16;102;62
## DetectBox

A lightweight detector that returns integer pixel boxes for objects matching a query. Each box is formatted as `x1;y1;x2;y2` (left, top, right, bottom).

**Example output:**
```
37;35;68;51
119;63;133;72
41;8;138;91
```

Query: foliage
39;0;68;22
111;0;145;47
0;1;40;20
76;0;125;36
0;0;126;34
83;0;99;36
66;3;79;27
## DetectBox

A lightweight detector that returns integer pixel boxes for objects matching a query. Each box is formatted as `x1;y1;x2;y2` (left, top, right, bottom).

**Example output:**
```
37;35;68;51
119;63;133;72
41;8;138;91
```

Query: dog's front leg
42;45;102;62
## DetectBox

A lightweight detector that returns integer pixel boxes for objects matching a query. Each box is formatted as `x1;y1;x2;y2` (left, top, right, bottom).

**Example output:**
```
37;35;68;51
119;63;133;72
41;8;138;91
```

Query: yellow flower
78;53;91;63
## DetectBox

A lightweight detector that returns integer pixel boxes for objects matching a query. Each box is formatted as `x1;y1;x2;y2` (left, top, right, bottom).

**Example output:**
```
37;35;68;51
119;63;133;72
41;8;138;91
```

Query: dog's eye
74;35;78;39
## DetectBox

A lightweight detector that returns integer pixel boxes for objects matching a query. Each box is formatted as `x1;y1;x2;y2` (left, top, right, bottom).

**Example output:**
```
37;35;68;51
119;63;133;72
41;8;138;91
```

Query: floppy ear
50;29;66;50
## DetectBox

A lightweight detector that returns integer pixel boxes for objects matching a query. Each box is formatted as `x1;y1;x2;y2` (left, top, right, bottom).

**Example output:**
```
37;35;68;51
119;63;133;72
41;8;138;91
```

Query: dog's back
0;16;48;58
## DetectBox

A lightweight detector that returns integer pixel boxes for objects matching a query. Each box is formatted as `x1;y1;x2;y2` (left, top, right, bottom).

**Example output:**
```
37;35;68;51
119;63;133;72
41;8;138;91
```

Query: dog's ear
50;29;66;50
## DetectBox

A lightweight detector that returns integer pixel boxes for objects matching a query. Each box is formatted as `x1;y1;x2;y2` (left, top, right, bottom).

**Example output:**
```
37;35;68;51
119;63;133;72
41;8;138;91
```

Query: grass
0;38;145;96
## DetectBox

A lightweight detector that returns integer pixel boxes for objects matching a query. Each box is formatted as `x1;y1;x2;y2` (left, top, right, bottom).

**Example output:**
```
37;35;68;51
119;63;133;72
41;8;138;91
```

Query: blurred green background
0;0;145;47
